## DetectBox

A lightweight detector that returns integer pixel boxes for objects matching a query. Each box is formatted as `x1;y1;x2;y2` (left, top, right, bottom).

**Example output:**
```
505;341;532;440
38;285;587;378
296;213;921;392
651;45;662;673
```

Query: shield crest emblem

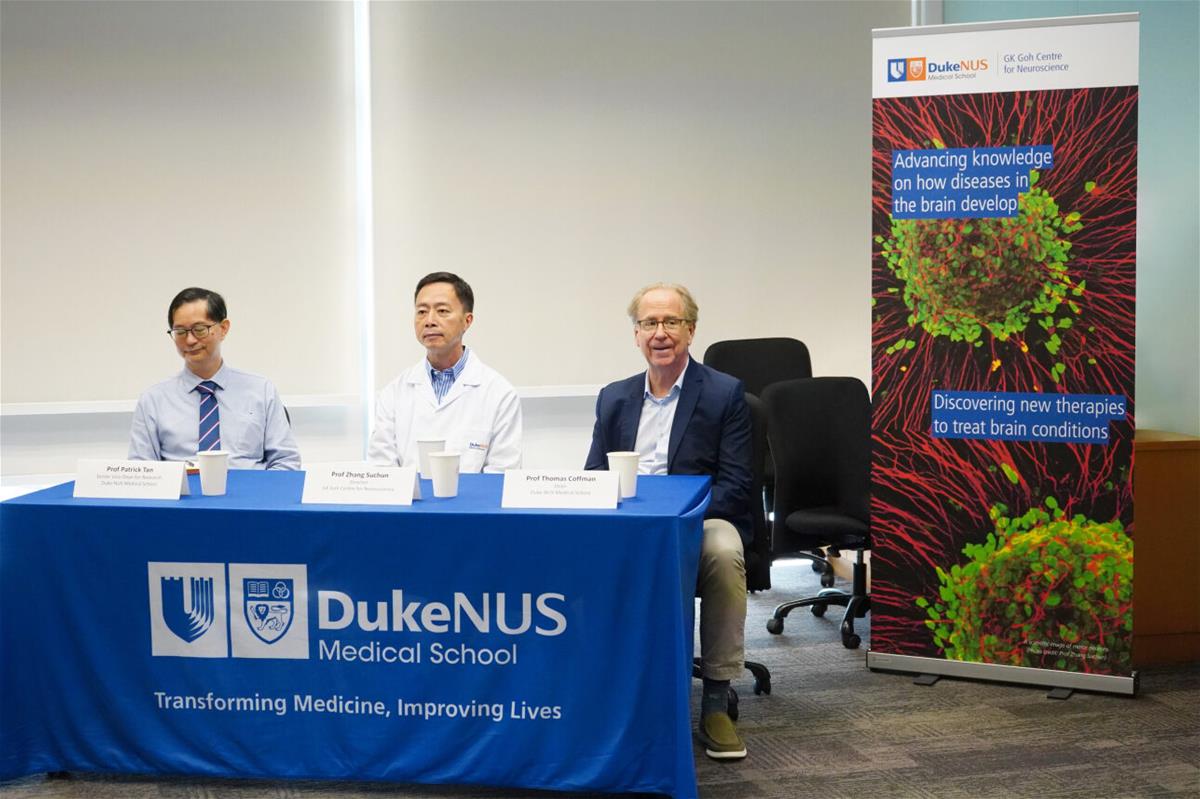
160;575;216;643
244;578;294;644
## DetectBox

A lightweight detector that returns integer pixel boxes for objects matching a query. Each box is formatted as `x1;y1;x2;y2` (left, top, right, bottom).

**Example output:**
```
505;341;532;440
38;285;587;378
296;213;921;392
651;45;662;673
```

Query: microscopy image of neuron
869;87;1137;675
919;501;1132;673
880;173;1081;347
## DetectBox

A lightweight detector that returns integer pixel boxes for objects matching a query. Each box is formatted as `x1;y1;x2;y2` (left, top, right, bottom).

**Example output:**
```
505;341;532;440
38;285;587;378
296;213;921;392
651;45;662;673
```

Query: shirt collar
428;347;469;380
643;358;689;402
181;362;228;392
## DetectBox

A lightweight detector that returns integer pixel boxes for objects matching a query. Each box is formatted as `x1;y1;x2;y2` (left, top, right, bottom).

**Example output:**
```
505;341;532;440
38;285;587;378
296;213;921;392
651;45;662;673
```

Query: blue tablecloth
0;471;710;797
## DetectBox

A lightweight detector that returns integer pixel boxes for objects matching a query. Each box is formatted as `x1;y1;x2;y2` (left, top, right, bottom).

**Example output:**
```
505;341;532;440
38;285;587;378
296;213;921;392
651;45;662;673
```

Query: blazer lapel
667;360;702;470
617;376;644;451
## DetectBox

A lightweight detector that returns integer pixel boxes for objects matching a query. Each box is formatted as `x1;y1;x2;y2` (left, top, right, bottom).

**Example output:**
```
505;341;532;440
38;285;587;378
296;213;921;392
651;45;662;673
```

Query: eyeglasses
168;322;221;340
635;317;692;333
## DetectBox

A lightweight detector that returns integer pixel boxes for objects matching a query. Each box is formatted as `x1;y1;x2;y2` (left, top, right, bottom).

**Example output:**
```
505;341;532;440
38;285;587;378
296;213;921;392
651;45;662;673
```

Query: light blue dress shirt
429;347;470;405
128;363;301;470
634;361;688;475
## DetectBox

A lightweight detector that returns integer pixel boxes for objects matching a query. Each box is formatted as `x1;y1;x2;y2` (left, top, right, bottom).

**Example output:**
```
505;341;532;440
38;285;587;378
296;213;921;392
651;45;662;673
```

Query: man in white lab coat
368;272;522;472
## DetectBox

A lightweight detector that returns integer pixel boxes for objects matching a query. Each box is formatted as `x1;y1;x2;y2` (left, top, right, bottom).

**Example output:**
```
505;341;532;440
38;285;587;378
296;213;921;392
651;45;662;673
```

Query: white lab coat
367;352;523;473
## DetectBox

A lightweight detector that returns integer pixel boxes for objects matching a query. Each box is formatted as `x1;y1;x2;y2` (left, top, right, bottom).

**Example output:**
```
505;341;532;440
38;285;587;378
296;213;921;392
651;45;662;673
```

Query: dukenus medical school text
317;589;569;664
887;56;989;82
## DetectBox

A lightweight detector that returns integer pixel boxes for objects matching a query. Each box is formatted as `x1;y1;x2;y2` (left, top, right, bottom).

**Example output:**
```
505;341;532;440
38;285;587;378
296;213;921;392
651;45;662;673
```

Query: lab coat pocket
458;427;492;473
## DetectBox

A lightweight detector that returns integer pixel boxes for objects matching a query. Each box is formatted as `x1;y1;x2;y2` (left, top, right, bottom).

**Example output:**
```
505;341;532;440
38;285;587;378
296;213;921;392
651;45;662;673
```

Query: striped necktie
196;380;221;452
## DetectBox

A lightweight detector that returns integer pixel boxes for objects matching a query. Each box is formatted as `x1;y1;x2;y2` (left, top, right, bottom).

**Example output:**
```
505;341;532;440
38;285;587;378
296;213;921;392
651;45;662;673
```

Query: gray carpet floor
2;560;1197;799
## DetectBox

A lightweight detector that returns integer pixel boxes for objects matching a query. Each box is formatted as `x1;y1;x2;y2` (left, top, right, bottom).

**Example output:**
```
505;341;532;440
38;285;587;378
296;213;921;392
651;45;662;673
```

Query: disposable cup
416;438;446;479
428;451;461;498
607;451;640;499
197;450;230;496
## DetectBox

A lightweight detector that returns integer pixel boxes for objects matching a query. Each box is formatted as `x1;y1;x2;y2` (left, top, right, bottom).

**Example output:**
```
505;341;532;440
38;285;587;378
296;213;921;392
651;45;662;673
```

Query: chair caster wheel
820;572;835;588
810;560;824;573
745;662;772;696
766;617;784;635
840;619;859;652
753;673;771;695
727;686;739;722
810;603;827;618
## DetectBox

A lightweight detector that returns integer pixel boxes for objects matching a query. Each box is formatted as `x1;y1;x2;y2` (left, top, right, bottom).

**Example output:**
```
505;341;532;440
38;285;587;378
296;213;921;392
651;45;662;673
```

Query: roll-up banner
867;14;1139;695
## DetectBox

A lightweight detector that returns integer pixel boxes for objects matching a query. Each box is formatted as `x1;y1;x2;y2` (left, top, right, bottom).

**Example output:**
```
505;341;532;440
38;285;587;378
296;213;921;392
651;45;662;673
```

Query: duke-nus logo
163;575;215;642
887;57;927;82
148;562;309;659
244;578;294;644
229;564;308;658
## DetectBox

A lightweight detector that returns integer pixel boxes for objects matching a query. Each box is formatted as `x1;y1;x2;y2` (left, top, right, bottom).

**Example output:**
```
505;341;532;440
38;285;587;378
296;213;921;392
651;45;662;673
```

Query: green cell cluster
918;500;1133;672
878;171;1083;345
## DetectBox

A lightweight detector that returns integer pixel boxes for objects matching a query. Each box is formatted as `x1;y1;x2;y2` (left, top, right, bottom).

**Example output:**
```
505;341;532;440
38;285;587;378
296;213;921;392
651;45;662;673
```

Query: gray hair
626;283;699;324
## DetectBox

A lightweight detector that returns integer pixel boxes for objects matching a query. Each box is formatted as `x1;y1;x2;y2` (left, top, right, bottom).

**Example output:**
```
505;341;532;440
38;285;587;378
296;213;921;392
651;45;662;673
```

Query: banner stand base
866;650;1139;697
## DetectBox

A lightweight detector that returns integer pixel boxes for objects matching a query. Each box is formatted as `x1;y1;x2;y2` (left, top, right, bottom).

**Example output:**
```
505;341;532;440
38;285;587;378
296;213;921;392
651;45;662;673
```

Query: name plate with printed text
73;459;188;500
301;464;421;505
501;470;619;509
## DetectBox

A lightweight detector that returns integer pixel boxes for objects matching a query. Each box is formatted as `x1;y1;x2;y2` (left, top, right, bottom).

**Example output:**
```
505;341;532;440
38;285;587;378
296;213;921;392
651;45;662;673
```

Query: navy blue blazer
585;359;754;544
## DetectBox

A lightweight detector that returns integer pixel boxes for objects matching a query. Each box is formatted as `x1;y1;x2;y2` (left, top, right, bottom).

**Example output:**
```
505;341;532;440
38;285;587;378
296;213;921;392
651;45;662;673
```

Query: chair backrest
762;377;871;528
702;338;812;397
743;392;771;591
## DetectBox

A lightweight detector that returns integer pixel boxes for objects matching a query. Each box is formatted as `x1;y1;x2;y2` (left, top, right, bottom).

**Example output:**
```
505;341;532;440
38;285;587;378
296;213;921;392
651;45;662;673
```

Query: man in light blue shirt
128;287;300;470
585;283;752;761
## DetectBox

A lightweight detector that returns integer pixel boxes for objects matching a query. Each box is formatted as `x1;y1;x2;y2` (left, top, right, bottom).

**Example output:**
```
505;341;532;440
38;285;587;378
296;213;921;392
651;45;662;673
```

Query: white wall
370;0;909;390
0;0;368;477
2;0;926;481
1;0;360;405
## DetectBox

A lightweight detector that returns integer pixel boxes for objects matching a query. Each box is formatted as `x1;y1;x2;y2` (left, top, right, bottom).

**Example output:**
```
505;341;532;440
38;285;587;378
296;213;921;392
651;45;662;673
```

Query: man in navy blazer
585;282;753;761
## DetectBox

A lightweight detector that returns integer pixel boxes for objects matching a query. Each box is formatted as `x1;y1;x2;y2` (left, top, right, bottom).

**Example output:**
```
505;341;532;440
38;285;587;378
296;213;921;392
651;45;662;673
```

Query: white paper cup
416;438;446;479
428;451;461;498
607;451;640;499
197;450;230;496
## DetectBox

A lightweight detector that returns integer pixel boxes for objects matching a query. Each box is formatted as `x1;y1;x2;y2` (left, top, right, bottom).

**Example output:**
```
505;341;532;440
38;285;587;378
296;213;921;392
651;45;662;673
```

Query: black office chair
740;394;772;594
691;393;772;710
762;377;871;649
703;338;820;585
702;338;813;398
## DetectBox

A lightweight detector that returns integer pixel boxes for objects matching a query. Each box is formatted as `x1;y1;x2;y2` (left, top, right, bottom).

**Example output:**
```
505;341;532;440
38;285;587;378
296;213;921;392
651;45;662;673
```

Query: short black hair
414;272;474;312
168;287;227;327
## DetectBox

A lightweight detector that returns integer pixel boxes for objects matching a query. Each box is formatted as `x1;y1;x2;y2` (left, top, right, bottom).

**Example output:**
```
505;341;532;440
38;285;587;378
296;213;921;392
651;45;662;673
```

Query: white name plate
73;459;187;500
301;464;420;505
501;470;619;509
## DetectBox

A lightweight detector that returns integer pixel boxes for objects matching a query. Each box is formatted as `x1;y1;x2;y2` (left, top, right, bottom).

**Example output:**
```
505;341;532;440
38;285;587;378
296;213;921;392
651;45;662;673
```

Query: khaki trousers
697;518;747;681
